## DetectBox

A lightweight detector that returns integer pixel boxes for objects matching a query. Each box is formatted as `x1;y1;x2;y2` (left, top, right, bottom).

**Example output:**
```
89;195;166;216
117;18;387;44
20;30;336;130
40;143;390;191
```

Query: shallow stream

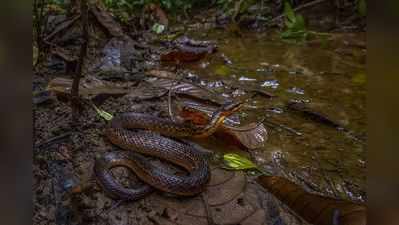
179;30;366;201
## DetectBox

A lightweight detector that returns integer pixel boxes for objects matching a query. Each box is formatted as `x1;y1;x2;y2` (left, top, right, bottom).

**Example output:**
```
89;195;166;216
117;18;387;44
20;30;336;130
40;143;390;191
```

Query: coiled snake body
95;102;242;200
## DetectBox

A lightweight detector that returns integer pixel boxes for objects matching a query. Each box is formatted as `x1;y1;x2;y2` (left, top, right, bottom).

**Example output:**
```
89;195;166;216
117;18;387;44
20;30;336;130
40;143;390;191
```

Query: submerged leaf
223;153;259;170
214;65;231;76
352;72;366;85
257;175;367;225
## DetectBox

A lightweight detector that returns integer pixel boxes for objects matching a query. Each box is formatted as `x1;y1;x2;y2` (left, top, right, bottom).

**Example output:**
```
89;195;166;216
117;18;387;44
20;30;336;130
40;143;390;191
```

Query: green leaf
283;0;296;23
357;0;366;17
281;1;307;41
295;15;305;30
92;104;113;121
222;153;259;170
152;23;166;34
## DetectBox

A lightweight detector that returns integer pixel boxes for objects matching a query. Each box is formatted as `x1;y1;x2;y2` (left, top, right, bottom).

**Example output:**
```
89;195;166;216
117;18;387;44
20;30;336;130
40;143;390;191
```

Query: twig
263;120;303;136
71;0;89;124
167;80;177;122
201;193;216;225
270;0;329;25
97;200;125;217
35;132;72;151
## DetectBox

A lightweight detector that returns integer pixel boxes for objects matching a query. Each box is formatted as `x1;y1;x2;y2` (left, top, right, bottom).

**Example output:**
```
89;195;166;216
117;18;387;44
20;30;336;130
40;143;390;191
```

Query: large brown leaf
256;175;367;225
47;76;133;99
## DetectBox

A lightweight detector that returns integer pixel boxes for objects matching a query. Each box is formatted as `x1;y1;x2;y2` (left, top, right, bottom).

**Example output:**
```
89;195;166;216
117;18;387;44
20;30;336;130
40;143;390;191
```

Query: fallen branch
71;0;89;124
201;193;216;225
35;132;72;151
44;15;80;42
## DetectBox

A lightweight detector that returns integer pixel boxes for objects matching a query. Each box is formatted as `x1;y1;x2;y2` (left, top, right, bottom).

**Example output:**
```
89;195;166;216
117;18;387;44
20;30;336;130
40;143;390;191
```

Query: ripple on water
239;76;257;81
261;80;279;89
287;87;305;95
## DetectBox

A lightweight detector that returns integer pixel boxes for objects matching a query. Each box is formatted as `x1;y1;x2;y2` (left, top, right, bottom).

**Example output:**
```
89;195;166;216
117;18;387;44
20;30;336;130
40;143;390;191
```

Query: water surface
179;30;366;201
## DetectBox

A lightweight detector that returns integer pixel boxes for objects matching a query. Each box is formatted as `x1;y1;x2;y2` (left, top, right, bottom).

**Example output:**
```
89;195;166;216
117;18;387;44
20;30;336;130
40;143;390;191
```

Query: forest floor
33;2;366;225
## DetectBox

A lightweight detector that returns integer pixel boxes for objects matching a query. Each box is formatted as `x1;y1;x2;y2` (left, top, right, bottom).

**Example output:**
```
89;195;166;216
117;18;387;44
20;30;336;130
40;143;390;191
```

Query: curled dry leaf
223;122;268;149
256;175;367;225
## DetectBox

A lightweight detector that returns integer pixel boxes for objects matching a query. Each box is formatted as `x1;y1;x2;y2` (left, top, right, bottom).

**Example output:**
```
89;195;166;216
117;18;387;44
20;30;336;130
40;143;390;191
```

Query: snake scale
94;101;242;200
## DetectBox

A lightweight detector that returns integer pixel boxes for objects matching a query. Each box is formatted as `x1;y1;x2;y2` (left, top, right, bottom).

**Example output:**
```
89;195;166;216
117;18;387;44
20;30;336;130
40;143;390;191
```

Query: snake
94;101;242;200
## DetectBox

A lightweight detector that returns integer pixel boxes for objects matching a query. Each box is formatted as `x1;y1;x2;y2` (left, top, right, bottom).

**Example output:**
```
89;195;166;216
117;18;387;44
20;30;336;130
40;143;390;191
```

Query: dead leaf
44;15;80;41
161;49;207;62
161;37;217;62
90;4;124;37
175;36;217;49
50;46;78;62
47;76;132;99
126;81;168;100
146;69;179;79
